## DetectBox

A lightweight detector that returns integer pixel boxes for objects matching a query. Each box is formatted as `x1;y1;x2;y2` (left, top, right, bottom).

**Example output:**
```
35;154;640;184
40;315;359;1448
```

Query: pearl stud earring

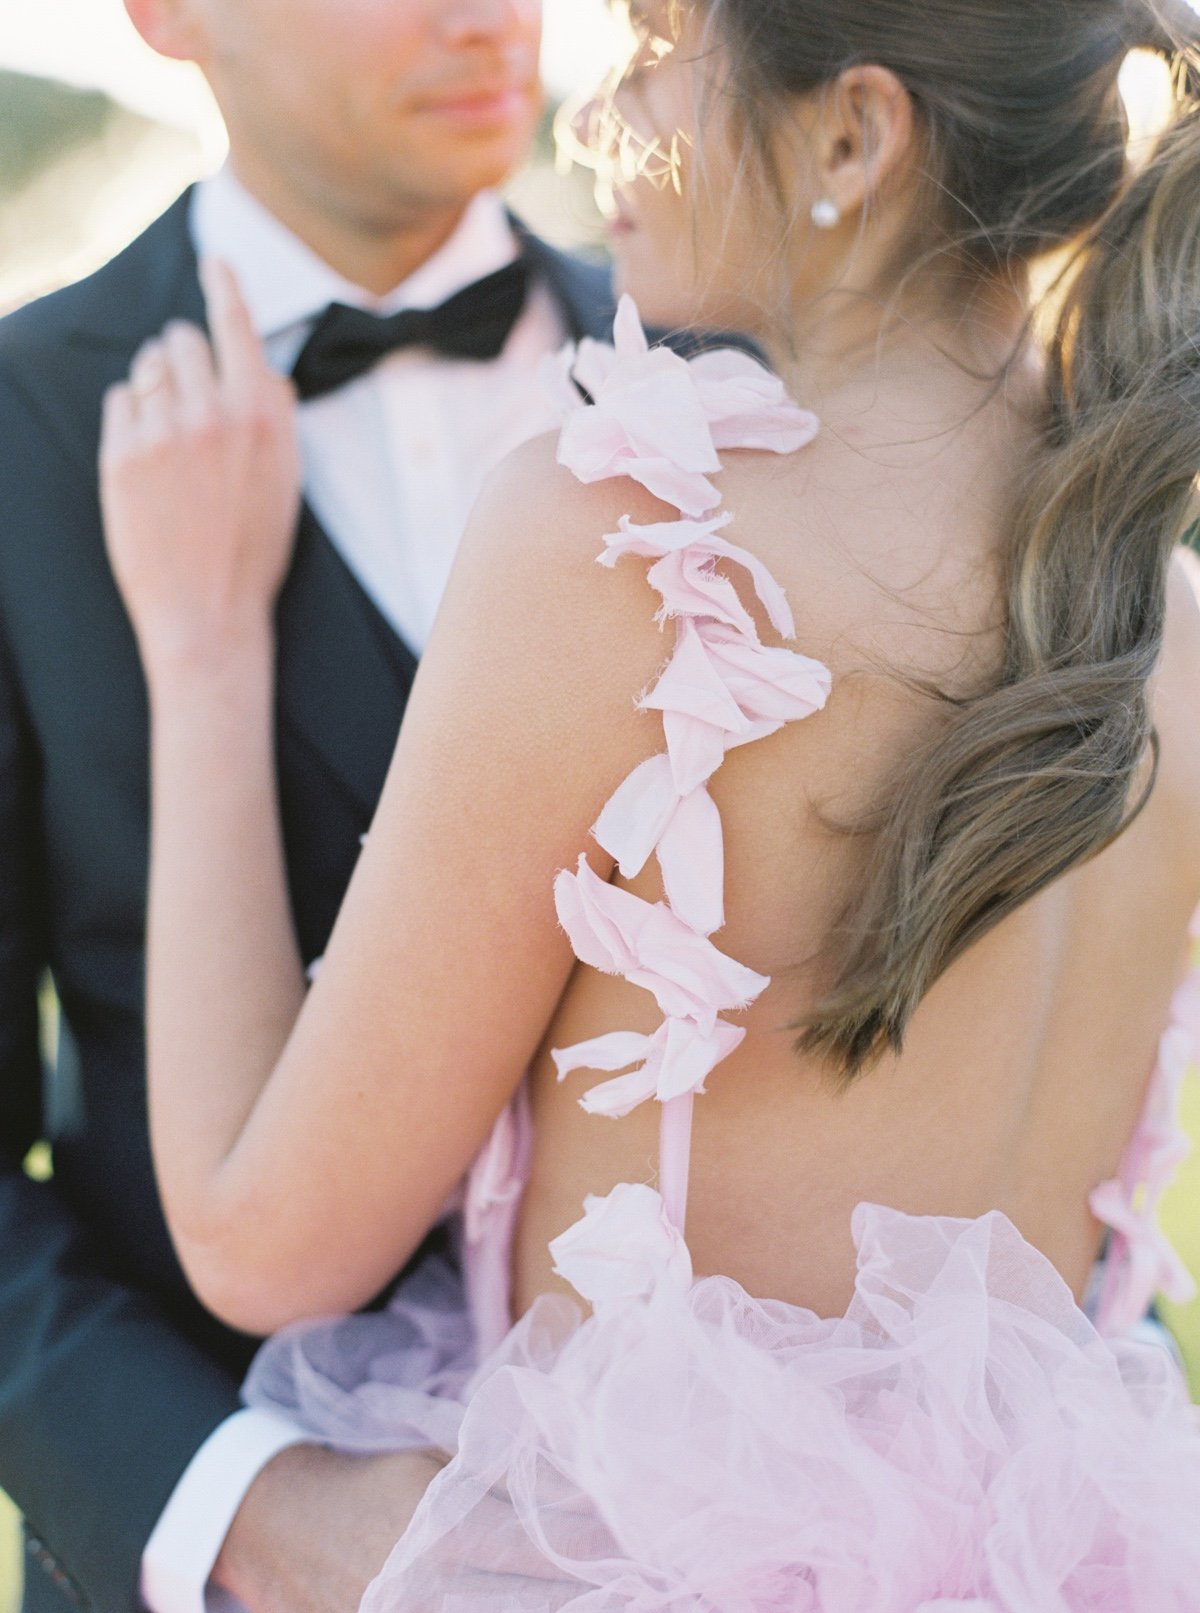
811;198;841;230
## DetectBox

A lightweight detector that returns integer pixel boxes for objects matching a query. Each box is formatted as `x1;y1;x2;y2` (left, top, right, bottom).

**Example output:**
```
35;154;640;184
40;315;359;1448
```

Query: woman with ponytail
99;0;1200;1604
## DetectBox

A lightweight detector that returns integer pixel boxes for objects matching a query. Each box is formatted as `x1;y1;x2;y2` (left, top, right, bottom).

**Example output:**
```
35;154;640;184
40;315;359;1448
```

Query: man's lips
416;82;537;120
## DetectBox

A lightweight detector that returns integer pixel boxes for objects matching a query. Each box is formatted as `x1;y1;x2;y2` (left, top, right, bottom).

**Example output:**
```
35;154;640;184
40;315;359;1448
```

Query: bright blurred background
0;2;1198;1608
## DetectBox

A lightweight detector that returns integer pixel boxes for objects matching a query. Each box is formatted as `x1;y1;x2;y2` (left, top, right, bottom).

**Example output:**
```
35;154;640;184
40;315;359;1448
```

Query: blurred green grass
1158;1070;1200;1395
1;1496;17;1613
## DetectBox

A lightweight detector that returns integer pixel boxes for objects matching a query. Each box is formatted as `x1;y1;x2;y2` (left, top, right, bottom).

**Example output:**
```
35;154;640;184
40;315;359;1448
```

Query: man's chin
398;145;532;210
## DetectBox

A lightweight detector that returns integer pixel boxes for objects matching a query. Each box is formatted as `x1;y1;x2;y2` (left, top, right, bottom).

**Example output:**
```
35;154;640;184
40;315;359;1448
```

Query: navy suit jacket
0;189;613;1613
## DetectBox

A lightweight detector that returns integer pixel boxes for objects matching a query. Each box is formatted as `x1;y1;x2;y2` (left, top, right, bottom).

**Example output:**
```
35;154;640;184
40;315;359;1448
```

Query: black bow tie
291;258;530;401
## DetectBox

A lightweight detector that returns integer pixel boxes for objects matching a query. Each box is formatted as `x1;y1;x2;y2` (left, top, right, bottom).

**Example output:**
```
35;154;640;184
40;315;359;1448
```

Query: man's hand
212;1443;447;1613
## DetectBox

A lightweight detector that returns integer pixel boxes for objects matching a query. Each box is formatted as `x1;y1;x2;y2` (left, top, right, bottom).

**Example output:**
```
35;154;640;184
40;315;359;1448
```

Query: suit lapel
67;190;205;348
514;220;615;341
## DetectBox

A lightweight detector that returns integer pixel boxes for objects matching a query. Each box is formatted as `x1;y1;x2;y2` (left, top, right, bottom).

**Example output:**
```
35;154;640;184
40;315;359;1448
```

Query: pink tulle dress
245;302;1200;1610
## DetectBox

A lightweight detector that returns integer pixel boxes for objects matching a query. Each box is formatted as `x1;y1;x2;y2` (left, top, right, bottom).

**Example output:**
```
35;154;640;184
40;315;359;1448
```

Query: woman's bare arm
102;285;670;1333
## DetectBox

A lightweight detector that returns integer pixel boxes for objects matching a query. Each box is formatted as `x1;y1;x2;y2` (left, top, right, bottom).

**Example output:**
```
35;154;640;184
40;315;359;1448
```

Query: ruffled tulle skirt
246;1206;1200;1611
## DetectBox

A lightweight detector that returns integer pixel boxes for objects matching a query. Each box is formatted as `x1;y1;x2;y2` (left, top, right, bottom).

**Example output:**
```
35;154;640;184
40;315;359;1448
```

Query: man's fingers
201;257;269;410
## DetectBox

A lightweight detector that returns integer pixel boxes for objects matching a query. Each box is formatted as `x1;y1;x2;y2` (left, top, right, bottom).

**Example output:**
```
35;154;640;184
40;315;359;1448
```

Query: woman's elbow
170;1210;401;1335
175;1237;313;1336
167;1203;330;1335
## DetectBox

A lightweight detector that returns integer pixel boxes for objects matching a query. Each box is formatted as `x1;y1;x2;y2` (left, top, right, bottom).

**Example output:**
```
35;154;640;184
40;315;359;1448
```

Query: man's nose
441;0;542;46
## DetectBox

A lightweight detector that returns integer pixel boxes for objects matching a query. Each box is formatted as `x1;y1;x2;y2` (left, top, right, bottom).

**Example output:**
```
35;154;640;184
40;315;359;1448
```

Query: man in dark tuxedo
0;3;612;1612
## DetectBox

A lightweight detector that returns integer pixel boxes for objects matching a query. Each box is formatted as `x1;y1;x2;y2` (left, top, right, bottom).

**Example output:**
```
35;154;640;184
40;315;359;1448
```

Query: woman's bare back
515;362;1200;1319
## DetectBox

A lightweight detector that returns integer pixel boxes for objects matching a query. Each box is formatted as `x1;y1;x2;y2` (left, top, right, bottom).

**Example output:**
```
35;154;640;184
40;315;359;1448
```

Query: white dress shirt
140;169;569;1613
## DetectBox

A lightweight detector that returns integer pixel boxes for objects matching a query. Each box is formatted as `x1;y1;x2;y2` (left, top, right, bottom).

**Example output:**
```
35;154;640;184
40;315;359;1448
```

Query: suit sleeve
0;378;245;1613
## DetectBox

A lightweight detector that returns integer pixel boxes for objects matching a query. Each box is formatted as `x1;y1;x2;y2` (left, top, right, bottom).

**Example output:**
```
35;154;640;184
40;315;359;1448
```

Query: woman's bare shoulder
454;430;695;698
459;430;679;610
431;432;687;773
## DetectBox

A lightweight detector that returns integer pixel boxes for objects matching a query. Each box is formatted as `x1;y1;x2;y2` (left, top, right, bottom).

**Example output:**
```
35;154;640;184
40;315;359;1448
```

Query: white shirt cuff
141;1408;313;1613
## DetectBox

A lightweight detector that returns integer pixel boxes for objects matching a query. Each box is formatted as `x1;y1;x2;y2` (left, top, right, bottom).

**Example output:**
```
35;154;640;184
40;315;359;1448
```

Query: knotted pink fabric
553;297;830;1130
462;1085;533;1358
549;1181;694;1306
552;1016;746;1118
592;755;725;936
553;855;768;1032
551;297;819;520
599;513;796;638
640;617;831;795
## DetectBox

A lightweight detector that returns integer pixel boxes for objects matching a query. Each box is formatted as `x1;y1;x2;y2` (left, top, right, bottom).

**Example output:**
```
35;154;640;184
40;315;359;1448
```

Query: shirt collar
189;166;521;341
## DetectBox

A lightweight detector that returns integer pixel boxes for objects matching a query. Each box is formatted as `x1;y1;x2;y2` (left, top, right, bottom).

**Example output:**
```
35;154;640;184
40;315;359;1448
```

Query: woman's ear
816;65;917;220
122;0;208;63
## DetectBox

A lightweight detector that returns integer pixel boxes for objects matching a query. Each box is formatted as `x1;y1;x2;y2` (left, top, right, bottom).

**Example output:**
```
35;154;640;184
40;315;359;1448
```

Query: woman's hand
99;259;301;681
